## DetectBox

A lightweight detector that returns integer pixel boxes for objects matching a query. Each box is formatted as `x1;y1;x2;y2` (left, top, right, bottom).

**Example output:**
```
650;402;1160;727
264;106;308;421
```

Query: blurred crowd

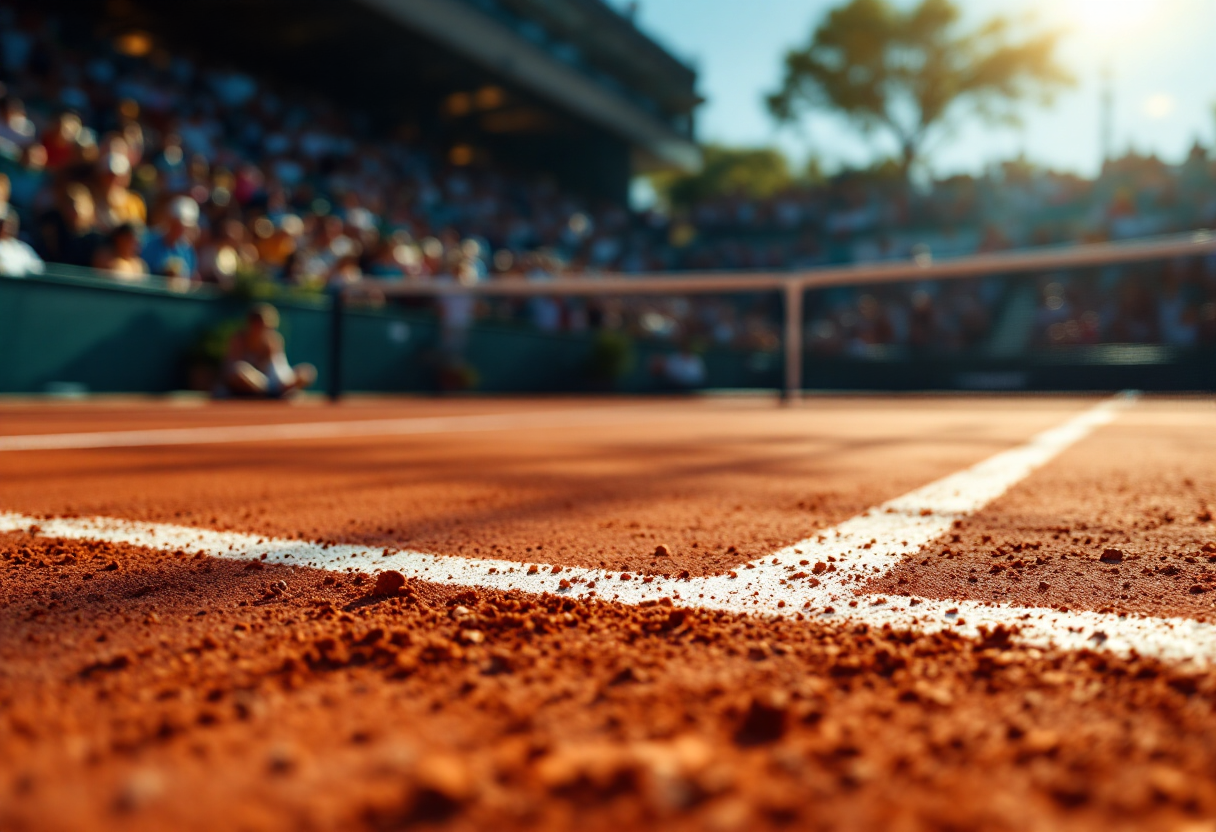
805;279;1002;358
659;147;1216;355
803;256;1216;358
0;5;637;286
1;2;1214;356
1029;259;1216;348
653;147;1216;271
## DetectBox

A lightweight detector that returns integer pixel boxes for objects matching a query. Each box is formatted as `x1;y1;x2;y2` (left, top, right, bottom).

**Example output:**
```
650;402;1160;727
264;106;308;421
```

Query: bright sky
610;0;1216;178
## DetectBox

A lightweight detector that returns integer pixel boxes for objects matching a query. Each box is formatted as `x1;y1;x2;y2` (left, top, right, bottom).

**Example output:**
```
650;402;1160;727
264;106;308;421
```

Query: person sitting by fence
218;303;316;398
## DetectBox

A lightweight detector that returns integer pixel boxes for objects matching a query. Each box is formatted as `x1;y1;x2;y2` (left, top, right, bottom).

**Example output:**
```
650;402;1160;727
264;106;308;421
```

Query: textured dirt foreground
870;401;1216;622
2;396;1216;831
0;397;1097;574
3;533;1216;832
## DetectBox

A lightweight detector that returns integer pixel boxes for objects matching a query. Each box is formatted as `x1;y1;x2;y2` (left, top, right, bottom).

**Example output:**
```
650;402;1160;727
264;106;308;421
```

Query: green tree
653;144;794;208
767;0;1071;178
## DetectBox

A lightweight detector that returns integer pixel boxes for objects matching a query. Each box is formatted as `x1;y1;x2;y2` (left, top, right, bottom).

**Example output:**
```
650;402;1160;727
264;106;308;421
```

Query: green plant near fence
586;330;636;385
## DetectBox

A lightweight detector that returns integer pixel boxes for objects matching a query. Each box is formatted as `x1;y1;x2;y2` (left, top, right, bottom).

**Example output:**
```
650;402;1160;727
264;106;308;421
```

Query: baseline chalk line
8;393;1212;664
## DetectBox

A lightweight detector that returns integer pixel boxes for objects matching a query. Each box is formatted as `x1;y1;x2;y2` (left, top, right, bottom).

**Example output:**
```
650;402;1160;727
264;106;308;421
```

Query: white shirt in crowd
0;236;45;277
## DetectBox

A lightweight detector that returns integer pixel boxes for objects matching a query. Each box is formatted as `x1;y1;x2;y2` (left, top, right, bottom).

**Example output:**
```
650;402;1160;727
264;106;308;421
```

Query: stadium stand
0;0;1213;397
0;0;696;277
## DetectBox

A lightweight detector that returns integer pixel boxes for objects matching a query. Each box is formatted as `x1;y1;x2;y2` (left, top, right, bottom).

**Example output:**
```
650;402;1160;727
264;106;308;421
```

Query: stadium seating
0;0;1213;360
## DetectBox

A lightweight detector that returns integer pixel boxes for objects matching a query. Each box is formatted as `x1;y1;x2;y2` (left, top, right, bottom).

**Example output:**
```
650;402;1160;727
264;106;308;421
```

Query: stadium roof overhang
353;0;702;174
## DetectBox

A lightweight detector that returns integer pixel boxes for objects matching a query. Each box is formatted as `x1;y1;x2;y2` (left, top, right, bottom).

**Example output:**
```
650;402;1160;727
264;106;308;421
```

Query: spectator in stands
197;218;254;286
114;112;146;170
38;111;89;171
142;195;199;279
0;95;35;156
279;250;307;285
218;304;316;398
93;223;147;280
302;214;349;284
251;214;300;273
153;133;188;191
92;152;146;232
0;206;43;276
36;180;103;267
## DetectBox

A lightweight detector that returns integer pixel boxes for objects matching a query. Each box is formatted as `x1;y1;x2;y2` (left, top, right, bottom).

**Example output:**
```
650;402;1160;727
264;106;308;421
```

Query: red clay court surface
2;394;1216;831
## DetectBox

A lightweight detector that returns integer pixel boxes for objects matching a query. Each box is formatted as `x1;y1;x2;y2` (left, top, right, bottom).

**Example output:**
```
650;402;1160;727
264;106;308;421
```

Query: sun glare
1067;0;1158;36
1143;93;1175;119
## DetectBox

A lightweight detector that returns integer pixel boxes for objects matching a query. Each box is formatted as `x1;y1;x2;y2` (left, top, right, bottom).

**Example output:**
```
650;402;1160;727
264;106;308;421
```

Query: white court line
0;404;688;452
6;392;1215;664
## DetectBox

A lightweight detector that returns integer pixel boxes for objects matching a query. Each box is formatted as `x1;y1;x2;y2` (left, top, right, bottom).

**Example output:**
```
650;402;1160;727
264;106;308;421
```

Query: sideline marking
0;405;687;452
6;394;1212;664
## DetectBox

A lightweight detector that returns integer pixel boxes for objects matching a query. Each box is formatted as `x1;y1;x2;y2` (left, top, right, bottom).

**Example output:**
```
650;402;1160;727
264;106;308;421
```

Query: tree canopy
767;0;1072;177
653;145;795;208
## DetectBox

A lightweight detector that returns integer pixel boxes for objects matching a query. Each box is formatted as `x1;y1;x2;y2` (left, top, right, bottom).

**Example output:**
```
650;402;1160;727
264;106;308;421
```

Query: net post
782;279;803;405
328;288;345;403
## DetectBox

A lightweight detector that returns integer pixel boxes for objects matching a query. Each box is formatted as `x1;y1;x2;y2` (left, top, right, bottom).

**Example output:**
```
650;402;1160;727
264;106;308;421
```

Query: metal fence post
328;289;345;402
782;279;803;405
